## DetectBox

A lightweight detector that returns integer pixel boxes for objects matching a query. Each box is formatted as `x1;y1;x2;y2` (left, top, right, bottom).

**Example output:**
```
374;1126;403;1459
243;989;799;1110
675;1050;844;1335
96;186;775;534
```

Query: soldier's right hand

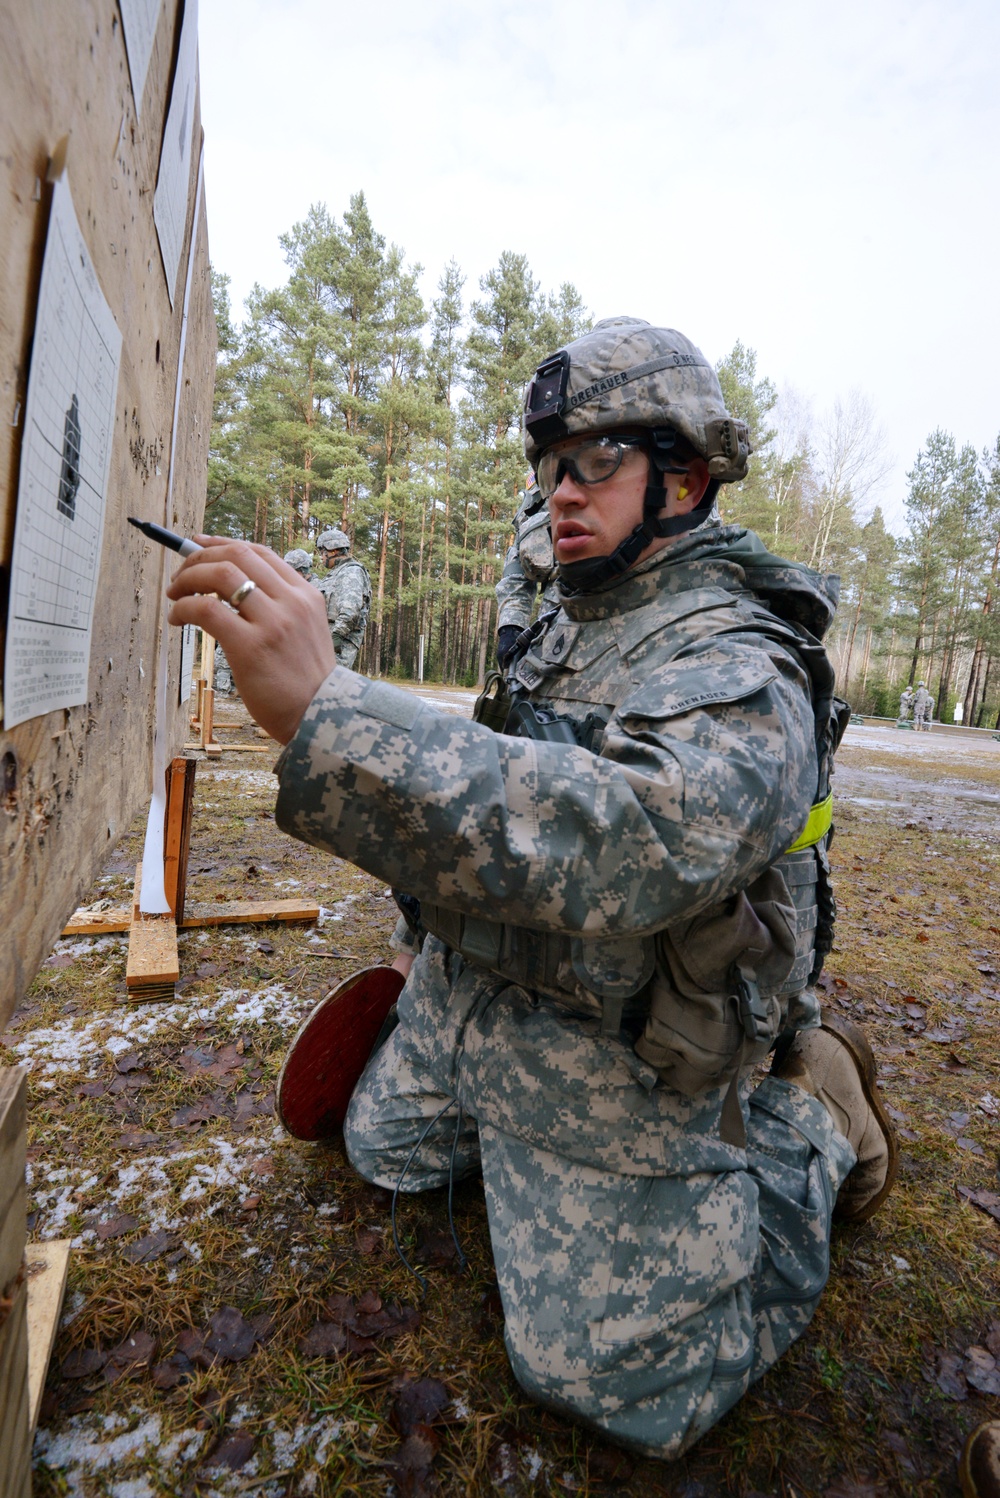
166;537;337;744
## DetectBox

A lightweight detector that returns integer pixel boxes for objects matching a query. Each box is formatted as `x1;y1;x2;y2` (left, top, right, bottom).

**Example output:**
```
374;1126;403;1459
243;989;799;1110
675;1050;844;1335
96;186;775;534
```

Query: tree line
208;193;1000;726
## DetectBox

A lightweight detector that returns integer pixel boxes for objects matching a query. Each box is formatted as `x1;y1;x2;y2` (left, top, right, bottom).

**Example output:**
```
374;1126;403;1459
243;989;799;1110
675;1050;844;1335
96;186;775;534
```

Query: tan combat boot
773;1010;898;1222
961;1421;1000;1498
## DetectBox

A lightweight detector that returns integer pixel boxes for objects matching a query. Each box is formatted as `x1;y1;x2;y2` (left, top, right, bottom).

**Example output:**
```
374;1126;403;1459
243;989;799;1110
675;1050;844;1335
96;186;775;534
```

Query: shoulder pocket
617;650;776;725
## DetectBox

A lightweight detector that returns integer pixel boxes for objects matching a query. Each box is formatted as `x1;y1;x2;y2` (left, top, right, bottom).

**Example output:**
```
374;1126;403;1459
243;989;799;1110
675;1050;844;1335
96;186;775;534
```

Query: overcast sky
198;0;1000;530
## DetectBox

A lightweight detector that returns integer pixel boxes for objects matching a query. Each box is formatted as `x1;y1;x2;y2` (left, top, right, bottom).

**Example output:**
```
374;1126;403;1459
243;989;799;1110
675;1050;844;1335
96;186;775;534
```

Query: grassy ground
5;714;1000;1497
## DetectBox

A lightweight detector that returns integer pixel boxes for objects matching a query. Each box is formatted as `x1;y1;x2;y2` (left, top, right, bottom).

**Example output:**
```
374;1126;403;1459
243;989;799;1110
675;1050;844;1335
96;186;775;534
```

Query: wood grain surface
0;0;216;1033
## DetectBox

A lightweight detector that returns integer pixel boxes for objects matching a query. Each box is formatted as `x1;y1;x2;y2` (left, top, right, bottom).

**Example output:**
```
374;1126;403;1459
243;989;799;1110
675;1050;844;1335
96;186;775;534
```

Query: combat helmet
283;548;313;576
523;316;751;589
316;527;351;554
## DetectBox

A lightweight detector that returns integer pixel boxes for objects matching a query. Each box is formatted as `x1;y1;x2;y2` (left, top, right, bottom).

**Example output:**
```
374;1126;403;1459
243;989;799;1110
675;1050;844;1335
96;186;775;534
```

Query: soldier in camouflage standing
913;680;933;730
898;684;914;721
315;528;371;670
495;480;561;668
167;317;896;1460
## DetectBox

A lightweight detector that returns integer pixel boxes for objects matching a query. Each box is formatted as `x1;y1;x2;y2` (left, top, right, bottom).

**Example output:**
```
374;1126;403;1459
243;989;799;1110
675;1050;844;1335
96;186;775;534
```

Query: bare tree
809;390;893;571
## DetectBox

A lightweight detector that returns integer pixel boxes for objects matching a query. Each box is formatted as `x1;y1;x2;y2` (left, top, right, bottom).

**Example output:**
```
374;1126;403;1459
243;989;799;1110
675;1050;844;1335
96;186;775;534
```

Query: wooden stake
202;629;216;690
163;756;197;922
201;686;222;756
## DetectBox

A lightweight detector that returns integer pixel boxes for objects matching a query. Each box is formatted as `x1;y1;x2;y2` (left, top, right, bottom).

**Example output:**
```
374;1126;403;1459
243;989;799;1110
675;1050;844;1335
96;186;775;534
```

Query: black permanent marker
128;517;204;556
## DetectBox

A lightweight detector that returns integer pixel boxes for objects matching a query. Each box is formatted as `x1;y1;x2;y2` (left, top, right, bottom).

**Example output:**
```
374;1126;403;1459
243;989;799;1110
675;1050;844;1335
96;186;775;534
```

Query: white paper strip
139;145;204;914
119;0;162;117
152;0;199;307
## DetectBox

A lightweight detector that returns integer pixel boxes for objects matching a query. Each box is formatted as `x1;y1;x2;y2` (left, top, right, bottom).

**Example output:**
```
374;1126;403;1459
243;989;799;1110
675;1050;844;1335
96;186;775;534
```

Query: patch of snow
523;1448;545;1481
13;984;301;1086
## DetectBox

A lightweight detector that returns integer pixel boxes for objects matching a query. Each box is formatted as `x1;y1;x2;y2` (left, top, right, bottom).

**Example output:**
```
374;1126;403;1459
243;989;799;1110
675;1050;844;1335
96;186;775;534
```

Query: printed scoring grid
12;213;117;633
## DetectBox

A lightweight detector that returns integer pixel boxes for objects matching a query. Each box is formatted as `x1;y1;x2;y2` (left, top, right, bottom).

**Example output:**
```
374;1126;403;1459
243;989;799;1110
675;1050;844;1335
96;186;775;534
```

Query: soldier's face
546;434;701;566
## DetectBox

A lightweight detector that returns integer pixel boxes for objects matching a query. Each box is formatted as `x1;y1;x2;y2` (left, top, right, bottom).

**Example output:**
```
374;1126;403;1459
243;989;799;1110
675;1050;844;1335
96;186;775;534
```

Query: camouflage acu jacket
277;525;839;1094
317;557;372;658
495;486;560;631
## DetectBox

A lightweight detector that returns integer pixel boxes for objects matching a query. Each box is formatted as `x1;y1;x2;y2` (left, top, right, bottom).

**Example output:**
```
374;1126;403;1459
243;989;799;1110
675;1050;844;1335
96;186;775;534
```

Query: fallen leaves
391;1374;451;1435
117;1128;162;1151
177;1041;246;1082
95;1213;139;1241
175;1306;264;1367
103;1329;157;1383
122;1229;173;1265
61;1347;107;1380
203;1429;255;1471
151;1351;194;1389
956;1184;1000;1225
924;1325;1000;1400
299;1290;420;1359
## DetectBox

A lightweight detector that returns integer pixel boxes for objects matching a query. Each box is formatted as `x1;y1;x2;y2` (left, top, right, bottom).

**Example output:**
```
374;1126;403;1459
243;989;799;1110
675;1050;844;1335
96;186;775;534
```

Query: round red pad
276;965;405;1141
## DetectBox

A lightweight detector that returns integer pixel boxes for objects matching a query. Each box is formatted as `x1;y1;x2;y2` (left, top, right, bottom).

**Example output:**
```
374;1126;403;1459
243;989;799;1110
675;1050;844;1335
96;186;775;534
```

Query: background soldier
283;547;319;585
212;642;234;695
913;680;933;730
898;684;914;721
167;317;895;1461
495;480;560;668
314;528;372;669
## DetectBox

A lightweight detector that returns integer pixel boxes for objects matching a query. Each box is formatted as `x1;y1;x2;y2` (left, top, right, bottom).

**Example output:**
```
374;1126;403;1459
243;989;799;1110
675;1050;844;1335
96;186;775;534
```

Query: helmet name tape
567;351;707;414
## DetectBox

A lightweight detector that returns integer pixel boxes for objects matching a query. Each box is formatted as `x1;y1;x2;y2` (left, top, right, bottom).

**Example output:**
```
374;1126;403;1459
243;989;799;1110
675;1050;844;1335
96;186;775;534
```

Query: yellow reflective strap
786;792;833;853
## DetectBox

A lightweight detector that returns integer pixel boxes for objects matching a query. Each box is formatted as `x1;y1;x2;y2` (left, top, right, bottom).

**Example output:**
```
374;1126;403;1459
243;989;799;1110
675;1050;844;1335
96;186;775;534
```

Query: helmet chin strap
558;458;714;595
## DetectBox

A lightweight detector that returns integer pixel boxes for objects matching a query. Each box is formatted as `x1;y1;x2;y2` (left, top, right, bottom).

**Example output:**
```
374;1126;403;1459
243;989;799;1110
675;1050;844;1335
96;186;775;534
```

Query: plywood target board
0;0;216;1028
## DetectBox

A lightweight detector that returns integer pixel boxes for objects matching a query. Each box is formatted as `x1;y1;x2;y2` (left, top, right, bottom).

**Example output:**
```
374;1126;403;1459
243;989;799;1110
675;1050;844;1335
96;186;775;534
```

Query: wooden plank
183;742;271;753
0;0;216;1035
0;1279;31;1498
0;1070;27;1285
126;920;179;990
25;1239;70;1433
181;899;320;928
163;756;197;921
61;907;132;936
63;897;320;936
126;864;179;995
0;1182;27;1295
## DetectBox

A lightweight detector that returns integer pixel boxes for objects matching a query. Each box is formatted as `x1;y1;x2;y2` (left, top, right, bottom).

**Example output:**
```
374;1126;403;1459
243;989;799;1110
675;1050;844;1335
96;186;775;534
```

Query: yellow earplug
678;486;689;501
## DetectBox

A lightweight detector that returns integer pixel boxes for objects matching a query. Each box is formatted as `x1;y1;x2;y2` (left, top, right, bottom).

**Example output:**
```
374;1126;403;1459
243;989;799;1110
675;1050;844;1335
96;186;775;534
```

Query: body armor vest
420;535;842;1100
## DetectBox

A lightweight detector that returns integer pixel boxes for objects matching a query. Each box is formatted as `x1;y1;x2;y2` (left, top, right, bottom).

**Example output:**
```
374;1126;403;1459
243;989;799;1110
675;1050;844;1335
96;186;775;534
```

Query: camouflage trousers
344;939;855;1460
333;637;359;670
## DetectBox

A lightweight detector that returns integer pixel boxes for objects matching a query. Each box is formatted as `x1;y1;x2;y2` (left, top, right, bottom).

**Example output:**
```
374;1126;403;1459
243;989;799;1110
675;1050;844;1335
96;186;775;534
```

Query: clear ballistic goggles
536;436;647;500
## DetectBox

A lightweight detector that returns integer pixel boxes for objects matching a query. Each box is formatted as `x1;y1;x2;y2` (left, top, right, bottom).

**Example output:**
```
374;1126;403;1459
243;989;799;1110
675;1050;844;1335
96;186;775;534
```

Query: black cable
390;1098;456;1293
446;1102;468;1272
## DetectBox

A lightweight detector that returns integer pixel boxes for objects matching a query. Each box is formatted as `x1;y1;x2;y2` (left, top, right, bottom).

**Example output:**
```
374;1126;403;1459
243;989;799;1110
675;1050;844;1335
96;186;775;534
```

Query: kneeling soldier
167;316;896;1460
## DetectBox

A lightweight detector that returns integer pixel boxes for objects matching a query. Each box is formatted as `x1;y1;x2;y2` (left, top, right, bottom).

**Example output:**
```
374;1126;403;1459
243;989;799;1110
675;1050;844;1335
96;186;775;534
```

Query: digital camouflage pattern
898;686;914;720
275;521;849;1457
343;946;854;1456
316;527;351;552
495;485;561;632
913;684;933;730
284;547;318;583
213;642;234;695
523;317;751;483
317;555;372;670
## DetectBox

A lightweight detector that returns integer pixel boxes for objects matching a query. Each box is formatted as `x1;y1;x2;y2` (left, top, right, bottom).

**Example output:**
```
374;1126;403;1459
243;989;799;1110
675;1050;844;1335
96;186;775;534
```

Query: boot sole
820;1009;899;1223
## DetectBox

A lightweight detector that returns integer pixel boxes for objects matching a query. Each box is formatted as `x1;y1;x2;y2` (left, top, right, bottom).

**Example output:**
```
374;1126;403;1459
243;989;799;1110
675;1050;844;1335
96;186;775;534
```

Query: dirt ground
5;699;999;1498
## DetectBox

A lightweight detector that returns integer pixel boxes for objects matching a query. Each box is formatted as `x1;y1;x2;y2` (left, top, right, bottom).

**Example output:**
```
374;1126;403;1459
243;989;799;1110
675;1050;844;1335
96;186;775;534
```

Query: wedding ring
229;578;256;610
